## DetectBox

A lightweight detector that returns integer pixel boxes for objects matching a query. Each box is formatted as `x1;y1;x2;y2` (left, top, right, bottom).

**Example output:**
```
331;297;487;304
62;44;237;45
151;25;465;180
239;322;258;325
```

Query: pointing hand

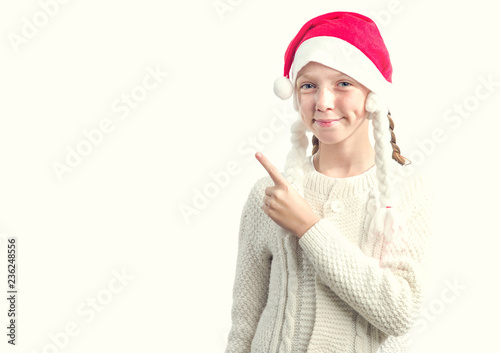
256;152;320;238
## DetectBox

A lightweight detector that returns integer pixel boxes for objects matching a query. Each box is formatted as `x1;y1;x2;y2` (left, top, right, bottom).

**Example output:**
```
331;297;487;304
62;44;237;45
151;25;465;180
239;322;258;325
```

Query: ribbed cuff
298;218;341;255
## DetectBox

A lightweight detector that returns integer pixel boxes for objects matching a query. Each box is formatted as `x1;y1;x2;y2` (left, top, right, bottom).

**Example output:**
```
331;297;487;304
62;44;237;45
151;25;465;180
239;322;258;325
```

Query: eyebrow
296;72;350;81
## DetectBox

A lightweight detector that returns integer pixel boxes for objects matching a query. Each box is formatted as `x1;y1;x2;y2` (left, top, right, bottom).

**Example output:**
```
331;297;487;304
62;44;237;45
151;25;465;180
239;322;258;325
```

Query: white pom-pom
274;76;293;100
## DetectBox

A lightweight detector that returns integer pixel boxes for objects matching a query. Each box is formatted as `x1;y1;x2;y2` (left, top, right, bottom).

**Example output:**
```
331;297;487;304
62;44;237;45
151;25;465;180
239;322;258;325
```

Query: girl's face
295;61;371;148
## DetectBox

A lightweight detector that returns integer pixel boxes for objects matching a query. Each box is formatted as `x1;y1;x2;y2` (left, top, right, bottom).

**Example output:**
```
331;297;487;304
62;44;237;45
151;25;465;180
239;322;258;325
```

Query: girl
225;11;434;353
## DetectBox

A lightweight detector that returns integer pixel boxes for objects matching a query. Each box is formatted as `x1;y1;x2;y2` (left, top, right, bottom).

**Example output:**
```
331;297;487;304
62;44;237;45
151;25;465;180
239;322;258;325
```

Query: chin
314;135;343;146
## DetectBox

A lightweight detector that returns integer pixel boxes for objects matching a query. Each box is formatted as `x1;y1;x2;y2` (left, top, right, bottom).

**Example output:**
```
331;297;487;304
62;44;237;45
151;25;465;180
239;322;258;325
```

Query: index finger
255;152;287;186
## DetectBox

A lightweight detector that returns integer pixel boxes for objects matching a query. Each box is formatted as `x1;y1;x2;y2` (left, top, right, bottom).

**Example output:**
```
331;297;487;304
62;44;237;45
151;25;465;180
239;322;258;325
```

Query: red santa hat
274;11;406;246
274;11;393;108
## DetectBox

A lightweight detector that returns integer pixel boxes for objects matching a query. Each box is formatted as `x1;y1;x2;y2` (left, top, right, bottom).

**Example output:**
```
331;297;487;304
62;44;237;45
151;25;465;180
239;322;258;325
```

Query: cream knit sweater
225;155;434;353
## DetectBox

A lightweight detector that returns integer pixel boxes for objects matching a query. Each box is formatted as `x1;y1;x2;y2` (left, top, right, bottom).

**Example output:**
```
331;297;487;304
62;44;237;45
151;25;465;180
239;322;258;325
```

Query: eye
338;81;352;87
299;83;315;90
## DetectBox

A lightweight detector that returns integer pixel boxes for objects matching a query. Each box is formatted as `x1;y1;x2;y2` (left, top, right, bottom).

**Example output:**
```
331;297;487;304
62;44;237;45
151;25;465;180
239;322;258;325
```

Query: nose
315;86;335;112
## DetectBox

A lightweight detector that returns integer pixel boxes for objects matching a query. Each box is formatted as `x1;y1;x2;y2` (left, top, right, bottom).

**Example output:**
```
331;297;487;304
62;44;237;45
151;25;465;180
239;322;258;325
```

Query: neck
314;138;375;178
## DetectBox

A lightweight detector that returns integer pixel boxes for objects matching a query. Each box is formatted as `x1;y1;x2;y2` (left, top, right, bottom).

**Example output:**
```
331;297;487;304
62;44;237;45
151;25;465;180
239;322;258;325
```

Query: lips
313;118;343;127
315;119;341;122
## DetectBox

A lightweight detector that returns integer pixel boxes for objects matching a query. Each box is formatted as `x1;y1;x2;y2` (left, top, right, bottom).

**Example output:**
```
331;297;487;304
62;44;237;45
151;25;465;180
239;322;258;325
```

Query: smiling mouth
313;118;343;127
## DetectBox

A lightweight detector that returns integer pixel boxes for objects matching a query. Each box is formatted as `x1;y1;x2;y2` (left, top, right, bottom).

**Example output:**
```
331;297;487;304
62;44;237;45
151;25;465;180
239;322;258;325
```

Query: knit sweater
225;154;434;353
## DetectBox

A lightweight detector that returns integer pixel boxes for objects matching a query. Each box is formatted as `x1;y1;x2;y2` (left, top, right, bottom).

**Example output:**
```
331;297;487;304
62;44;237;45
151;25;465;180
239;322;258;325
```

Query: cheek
297;94;314;112
298;108;308;125
297;103;313;128
344;94;368;116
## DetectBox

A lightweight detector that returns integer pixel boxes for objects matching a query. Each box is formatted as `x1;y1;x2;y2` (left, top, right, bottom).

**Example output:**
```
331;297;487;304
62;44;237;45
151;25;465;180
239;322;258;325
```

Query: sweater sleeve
225;180;272;353
298;173;434;337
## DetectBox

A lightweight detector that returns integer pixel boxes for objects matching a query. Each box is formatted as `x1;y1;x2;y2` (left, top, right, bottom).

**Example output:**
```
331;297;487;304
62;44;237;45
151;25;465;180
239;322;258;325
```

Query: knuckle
275;189;284;198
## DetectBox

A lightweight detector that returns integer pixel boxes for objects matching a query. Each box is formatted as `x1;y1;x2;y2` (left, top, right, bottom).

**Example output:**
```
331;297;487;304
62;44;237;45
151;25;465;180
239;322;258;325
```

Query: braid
311;112;411;166
284;118;309;195
387;112;411;166
312;135;319;155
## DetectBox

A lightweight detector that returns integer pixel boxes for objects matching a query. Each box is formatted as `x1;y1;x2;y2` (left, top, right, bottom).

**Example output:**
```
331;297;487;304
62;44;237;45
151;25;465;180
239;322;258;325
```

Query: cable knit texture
226;155;434;353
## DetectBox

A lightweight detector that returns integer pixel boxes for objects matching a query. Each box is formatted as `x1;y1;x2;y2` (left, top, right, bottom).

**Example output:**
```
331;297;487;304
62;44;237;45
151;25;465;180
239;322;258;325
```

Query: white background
1;0;499;352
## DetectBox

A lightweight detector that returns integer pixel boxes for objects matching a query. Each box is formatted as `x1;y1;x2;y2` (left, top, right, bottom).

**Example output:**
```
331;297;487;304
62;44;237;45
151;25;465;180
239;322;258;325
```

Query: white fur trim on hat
290;36;392;101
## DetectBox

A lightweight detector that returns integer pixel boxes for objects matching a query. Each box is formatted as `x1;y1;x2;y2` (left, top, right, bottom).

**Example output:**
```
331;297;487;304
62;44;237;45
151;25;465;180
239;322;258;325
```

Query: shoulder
237;176;276;253
237;175;275;223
